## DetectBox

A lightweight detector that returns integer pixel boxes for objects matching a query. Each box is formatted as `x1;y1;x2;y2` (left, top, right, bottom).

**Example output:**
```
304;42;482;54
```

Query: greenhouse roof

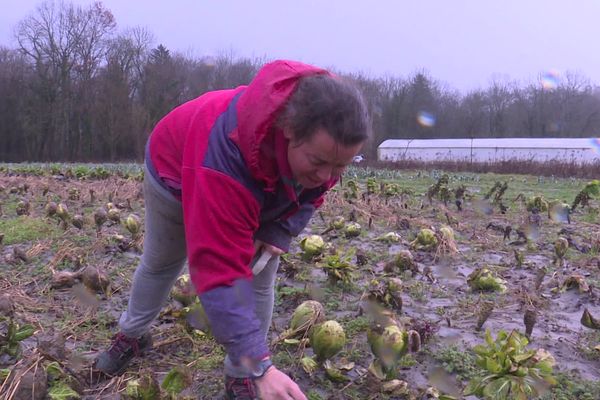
378;138;596;149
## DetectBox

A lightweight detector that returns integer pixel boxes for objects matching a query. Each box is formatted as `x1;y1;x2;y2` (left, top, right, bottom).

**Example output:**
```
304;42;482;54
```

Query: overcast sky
1;0;599;93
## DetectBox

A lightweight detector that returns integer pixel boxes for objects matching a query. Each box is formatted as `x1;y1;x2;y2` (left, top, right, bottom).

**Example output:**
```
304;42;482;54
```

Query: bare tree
460;90;487;138
484;79;515;136
2;1;600;162
15;0;115;160
0;47;32;161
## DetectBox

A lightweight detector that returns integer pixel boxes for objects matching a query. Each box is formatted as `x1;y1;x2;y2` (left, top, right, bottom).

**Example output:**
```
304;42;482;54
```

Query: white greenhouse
377;138;600;164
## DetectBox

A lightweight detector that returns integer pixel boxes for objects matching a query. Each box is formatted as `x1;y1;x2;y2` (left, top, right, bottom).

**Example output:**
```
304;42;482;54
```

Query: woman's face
284;127;363;189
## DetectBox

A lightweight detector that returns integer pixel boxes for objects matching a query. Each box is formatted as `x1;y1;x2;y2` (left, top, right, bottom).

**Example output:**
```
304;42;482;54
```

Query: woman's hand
254;366;307;400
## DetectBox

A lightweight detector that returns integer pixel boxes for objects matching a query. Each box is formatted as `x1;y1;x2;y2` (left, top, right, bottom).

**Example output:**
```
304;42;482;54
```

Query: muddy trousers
118;166;280;377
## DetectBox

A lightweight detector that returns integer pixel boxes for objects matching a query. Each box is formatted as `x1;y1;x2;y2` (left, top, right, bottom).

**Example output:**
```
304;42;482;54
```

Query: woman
95;60;370;399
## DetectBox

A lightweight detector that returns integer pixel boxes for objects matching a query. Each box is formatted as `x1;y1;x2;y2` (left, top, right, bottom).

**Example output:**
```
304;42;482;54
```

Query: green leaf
534;360;554;374
496;330;509;342
324;365;349;382
485;357;502;374
463;378;483;396
14;324;35;341
45;361;65;380
161;366;192;396
5;342;21;357
506;331;527;350
496;353;505;365
580;308;600;330
515;392;528;400
6;320;16;341
475;357;487;370
584;180;600;196
367;359;386;380
0;368;11;384
528;368;542;380
48;381;80;400
124;374;160;400
482;377;511;399
512;352;534;363
543;375;558;386
508;376;530;400
301;356;319;375
473;344;489;356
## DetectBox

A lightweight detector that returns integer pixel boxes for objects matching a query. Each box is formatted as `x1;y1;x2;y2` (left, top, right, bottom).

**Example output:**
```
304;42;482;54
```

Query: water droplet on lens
473;199;493;215
549;203;569;223
524;223;540;240
540;70;559;90
589;138;600;154
417;111;436;127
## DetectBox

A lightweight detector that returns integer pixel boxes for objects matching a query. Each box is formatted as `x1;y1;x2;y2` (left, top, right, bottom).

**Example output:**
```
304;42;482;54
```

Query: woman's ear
282;127;294;140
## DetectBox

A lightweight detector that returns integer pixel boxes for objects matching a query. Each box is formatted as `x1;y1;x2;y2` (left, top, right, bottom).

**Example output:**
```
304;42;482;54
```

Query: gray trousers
119;166;280;376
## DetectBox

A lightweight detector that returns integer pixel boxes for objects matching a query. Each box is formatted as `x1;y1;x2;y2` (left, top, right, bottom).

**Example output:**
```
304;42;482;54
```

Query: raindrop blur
373;104;383;117
67;353;87;370
417;111;436;127
540;70;559;90
427;366;462;397
434;259;458;280
589;138;600;154
307;284;326;302
531;377;553;397
201;56;216;67
549;203;570;223
523;223;540;240
185;303;210;331
71;283;99;310
472;199;493;215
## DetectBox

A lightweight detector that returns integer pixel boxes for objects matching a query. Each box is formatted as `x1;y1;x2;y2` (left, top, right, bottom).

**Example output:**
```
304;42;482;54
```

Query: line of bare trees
1;1;600;162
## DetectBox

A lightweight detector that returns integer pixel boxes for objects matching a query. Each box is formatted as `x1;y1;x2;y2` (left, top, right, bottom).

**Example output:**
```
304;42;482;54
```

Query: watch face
240;356;272;378
251;360;272;377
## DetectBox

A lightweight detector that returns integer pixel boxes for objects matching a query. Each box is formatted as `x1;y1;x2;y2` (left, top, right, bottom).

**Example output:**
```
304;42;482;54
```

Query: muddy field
0;164;599;400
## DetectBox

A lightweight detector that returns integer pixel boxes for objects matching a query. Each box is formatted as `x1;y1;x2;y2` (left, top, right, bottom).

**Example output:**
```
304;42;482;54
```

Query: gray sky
1;0;599;93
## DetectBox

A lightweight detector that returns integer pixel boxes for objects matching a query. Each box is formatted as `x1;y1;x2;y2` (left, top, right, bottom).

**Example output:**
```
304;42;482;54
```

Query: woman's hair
277;74;371;146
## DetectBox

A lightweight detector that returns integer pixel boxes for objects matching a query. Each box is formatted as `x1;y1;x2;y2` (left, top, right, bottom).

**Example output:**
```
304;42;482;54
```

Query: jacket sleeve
254;180;336;251
182;166;269;363
254;202;316;252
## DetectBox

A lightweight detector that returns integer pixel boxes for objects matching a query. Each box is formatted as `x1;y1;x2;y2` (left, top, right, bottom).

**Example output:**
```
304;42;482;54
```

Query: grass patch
0;216;62;244
307;392;325;400
194;345;225;372
580;207;599;224
540;371;600;400
345;166;586;207
431;345;482;382
342;346;369;363
577;330;600;362
271;349;296;369
275;286;308;306
398;353;417;368
405;280;428;302
342;316;369;338
69;232;94;246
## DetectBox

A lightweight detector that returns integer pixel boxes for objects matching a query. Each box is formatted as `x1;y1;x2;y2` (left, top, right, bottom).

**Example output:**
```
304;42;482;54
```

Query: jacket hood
232;60;329;189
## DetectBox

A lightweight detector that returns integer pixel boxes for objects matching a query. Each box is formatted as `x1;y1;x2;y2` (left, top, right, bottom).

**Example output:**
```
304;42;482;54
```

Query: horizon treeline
1;1;600;162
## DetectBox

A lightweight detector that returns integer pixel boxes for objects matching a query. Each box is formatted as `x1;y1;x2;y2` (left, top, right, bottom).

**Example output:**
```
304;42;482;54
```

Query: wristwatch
249;358;273;379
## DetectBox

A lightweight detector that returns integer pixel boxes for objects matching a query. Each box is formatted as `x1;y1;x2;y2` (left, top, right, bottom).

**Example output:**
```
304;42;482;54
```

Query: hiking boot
94;331;153;376
224;376;259;400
